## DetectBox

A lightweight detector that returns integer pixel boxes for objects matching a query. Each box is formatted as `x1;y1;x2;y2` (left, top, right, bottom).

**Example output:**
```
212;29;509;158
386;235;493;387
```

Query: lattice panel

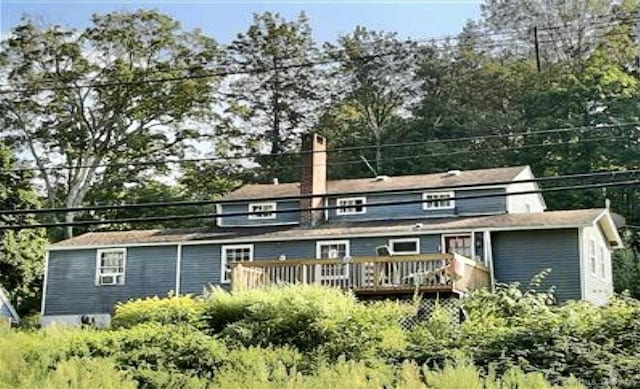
400;298;461;330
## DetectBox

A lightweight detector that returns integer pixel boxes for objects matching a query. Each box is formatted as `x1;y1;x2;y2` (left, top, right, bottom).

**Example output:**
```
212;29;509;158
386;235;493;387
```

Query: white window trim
598;245;606;281
316;240;350;281
95;248;127;286
221;244;254;284
336;197;367;215
388;238;420;255
248;202;277;220
589;238;597;276
422;191;455;210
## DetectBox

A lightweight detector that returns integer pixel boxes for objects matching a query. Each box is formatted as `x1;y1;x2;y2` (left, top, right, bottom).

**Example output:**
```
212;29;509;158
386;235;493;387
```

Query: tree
322;27;420;174
0;143;46;315
0;11;220;237
480;0;638;67
223;12;325;180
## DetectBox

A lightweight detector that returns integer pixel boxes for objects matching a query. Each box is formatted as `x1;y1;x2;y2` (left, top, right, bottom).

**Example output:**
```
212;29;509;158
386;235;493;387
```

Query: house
0;286;20;327
41;134;624;327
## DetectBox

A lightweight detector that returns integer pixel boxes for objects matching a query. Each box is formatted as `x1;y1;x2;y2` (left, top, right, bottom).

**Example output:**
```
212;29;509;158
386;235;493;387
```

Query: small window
96;248;126;286
248;202;276;219
336;197;366;215
423;192;455;210
221;244;253;283
589;239;597;275
389;238;420;255
599;246;606;279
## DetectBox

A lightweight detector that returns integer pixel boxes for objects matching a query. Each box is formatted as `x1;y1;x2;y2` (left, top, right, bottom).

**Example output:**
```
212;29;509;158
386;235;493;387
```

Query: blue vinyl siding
180;244;223;294
45;246;177;315
219;200;300;226
179;235;442;294
328;188;506;221
491;229;581;302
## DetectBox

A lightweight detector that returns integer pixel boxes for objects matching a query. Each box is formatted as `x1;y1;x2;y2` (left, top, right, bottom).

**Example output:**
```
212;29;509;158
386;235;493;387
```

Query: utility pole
272;55;281;155
533;26;541;72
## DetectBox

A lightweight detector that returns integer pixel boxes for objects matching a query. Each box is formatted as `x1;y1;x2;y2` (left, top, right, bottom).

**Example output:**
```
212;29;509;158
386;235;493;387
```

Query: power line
1;179;637;231
4;121;637;173
2;168;638;216
0;16;635;96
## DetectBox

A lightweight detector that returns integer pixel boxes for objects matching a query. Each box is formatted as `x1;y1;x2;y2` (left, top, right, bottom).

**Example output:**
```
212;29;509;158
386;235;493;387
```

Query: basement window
95;248;126;286
423;192;455;210
336;197;367;215
248;202;277;219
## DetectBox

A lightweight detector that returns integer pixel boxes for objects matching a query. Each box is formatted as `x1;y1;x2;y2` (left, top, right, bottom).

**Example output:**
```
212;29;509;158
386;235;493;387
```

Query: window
316;240;350;280
589;239;597;275
336;197;366;215
221;244;253;283
423;192;455;210
95;248;126;286
248;202;276;219
443;235;473;258
389;238;420;255
599;246;606;279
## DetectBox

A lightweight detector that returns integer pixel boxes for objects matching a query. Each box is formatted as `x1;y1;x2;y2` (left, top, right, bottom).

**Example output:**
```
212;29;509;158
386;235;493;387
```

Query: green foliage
0;143;46;316
0;323;226;387
202;285;411;360
0;356;137;389
5;284;640;388
112;294;206;329
0;9;221;237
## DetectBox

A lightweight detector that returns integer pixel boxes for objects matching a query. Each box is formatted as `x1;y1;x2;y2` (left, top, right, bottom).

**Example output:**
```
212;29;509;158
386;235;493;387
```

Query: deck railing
230;253;490;294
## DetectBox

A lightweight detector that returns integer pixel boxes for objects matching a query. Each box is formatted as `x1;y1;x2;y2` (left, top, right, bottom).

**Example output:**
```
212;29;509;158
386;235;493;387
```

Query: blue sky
1;1;482;44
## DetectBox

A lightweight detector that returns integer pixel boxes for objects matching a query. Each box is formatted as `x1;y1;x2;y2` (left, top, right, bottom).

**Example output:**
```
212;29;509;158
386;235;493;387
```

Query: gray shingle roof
221;166;529;201
50;209;612;249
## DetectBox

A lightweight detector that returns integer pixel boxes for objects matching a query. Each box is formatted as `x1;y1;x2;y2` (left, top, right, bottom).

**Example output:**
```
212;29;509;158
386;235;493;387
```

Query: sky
1;1;482;44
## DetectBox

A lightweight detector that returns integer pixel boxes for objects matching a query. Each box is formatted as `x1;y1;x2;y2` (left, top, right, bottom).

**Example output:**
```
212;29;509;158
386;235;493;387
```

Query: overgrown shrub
0;323;226;387
112;294;206;328
202;285;413;360
0;351;136;389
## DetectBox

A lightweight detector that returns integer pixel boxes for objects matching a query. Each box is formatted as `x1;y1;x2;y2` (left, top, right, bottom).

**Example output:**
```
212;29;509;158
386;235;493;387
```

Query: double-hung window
221;244;253;283
316;240;350;281
389;238;420;255
589;239;597;275
422;192;455;210
248;202;276;220
95;248;126;286
336;197;366;215
599;246;606;280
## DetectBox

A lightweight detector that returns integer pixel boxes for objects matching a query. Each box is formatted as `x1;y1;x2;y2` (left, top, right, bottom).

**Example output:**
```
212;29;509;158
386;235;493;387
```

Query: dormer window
248;202;277;219
336;197;367;215
422;191;455;210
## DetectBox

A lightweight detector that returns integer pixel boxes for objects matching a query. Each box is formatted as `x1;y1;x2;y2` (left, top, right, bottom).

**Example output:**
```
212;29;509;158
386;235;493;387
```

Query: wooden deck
230;253;490;296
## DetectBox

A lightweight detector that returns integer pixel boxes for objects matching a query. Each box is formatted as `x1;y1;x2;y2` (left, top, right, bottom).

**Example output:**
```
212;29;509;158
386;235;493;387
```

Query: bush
0;323;226;387
202;285;412;360
112;294;206;329
0;350;136;389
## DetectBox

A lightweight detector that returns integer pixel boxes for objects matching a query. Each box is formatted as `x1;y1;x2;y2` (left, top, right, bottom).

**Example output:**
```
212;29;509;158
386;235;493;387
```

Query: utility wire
0;17;636;96
4;121;637;173
1;13;632;91
1;179;637;231
2;168;638;216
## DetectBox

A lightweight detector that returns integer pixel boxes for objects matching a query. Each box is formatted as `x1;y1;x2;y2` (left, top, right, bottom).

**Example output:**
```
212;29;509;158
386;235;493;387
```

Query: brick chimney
299;133;327;226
